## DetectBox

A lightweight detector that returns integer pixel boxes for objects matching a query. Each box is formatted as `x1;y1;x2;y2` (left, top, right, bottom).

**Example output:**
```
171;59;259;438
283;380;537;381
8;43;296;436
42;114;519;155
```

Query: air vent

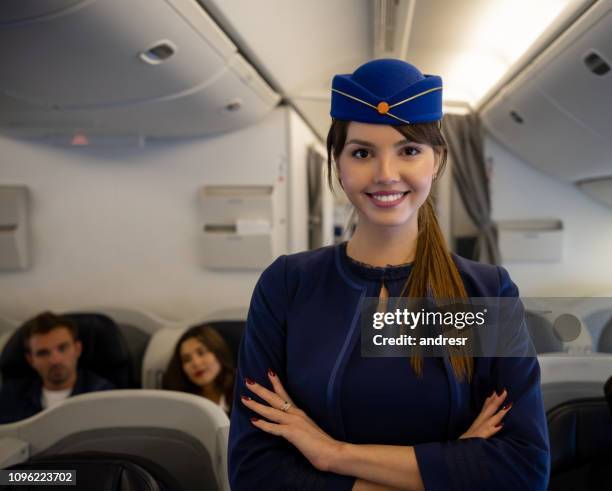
584;51;610;76
140;41;176;65
510;110;524;124
224;98;242;112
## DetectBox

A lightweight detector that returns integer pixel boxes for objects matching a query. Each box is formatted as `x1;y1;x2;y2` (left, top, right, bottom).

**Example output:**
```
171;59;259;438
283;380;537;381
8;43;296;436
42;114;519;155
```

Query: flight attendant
228;59;550;490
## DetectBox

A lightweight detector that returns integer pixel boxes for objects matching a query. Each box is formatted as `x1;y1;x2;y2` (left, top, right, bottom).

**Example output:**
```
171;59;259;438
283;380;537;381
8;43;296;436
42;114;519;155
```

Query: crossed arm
241;370;511;491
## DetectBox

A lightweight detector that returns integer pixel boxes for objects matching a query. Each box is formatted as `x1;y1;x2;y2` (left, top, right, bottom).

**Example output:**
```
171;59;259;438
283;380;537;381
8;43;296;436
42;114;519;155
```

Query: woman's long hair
162;324;236;411
326;119;473;382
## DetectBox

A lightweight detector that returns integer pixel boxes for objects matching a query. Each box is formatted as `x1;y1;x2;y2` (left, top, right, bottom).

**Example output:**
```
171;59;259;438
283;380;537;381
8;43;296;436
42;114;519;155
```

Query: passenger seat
0;390;230;491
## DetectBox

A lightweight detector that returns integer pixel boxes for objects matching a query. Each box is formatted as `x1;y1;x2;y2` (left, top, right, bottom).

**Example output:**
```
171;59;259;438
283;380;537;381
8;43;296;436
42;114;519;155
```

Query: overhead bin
0;0;280;137
481;1;612;187
0;0;84;24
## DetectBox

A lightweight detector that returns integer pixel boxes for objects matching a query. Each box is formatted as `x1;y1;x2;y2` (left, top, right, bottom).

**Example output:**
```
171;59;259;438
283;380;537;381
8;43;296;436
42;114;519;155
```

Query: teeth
372;193;404;202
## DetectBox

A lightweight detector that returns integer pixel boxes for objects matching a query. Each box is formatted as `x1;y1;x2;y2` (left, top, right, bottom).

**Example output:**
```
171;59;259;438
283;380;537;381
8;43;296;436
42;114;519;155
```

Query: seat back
0;390;230;491
547;397;612;490
9;452;176;491
538;354;612;411
597;317;612;353
117;323;150;387
525;311;564;353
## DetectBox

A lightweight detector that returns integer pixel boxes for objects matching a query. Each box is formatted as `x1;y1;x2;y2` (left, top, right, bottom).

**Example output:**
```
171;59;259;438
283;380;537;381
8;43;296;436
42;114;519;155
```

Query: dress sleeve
413;266;551;491
228;255;356;491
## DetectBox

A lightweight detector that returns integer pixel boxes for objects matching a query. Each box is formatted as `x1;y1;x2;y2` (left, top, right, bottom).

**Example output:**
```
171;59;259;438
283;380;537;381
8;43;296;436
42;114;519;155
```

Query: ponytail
403;197;473;381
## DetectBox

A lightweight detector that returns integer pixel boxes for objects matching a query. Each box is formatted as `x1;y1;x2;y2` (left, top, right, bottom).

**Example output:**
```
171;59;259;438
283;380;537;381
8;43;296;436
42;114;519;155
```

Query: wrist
327;440;353;475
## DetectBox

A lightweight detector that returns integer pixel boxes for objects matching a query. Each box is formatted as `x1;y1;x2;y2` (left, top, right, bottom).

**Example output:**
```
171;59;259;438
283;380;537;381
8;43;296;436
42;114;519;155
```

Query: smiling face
336;121;439;231
180;337;222;390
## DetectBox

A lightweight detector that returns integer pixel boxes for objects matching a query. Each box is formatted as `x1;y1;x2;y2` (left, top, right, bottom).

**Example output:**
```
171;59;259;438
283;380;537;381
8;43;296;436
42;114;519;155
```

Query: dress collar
338;241;413;281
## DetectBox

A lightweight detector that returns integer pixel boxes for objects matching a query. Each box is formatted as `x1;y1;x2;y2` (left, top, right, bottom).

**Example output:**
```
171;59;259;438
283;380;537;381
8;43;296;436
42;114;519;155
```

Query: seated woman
162;324;235;415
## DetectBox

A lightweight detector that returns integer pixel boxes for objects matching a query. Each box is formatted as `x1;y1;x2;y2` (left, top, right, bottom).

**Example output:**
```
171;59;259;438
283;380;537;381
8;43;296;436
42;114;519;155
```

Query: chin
361;211;415;228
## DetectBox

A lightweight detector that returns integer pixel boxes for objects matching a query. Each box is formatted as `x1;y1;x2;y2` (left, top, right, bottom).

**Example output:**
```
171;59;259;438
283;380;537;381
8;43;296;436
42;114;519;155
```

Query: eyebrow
345;138;414;148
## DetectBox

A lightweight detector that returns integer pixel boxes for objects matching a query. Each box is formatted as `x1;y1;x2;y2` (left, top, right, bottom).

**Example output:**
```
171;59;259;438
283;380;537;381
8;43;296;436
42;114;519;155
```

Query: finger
478;389;508;421
266;370;307;417
488;402;513;426
250;417;285;437
471;391;507;429
480;422;504;439
244;377;285;409
241;395;292;424
267;369;294;405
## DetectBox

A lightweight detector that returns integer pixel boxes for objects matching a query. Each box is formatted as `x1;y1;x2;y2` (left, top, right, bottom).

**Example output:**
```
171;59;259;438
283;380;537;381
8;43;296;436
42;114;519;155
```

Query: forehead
345;121;406;145
29;327;74;350
180;337;207;355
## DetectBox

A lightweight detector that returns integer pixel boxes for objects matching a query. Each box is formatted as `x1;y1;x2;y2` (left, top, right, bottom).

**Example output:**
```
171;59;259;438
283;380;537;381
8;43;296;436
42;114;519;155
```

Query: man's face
26;327;82;390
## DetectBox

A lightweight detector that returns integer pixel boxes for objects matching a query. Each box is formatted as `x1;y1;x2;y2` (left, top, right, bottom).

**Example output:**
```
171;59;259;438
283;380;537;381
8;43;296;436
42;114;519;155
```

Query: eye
402;146;420;157
351;148;370;159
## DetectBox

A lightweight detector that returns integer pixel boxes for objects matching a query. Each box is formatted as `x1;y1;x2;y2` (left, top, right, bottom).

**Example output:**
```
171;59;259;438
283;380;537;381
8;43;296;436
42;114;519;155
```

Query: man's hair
22;311;79;352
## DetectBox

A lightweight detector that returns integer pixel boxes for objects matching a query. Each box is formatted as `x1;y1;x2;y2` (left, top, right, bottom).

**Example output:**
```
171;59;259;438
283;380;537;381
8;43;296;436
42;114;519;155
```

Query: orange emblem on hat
376;101;389;114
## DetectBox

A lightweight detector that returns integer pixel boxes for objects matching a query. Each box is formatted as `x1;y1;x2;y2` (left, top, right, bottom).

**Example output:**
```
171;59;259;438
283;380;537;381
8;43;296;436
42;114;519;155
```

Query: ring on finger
280;400;292;413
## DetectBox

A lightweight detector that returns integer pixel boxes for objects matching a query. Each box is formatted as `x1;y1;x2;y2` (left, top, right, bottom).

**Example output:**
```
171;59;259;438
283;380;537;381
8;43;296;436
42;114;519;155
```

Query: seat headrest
597;317;612;353
0;312;134;388
525;311;564;353
547;397;612;475
205;320;245;366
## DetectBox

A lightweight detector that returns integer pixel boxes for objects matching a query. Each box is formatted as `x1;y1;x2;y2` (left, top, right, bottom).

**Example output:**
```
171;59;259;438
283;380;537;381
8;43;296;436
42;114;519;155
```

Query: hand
459;389;512;439
242;369;342;472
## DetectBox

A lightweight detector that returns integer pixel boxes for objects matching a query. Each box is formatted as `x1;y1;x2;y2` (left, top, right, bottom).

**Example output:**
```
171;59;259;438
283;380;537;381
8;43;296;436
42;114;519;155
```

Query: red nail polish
496;423;504;429
250;417;259;422
268;368;276;377
502;402;513;410
241;395;251;401
245;377;255;385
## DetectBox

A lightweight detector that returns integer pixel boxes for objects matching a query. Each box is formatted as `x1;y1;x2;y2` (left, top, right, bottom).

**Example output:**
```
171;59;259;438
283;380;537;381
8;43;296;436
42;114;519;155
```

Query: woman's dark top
228;241;550;491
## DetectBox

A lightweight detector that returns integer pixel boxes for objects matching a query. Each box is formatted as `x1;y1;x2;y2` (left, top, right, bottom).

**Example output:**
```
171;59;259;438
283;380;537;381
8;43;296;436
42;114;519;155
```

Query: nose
374;152;399;184
49;350;63;365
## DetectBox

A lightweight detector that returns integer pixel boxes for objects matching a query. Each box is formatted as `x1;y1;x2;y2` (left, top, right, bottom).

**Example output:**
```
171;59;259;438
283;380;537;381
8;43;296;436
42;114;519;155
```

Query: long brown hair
162;324;236;412
326;119;473;382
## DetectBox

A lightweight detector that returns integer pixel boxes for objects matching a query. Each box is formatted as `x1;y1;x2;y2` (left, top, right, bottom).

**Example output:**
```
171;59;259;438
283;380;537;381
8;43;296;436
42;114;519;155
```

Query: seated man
0;311;114;424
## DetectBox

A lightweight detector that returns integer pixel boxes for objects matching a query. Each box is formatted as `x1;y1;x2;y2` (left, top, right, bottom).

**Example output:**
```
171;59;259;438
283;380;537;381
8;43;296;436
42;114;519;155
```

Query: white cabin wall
0;108;298;324
487;135;612;296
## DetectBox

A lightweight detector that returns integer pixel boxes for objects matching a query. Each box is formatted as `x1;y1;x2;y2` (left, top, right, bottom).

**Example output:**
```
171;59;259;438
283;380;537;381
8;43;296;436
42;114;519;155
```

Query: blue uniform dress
228;241;550;490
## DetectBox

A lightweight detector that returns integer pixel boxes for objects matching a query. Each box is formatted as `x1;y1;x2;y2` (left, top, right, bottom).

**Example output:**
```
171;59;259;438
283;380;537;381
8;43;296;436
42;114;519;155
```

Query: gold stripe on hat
383;112;411;124
331;88;378;110
389;86;442;109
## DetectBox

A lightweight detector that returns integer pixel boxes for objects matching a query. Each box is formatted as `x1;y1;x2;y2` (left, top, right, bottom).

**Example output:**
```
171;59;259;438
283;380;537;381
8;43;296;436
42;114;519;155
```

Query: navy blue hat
330;59;443;125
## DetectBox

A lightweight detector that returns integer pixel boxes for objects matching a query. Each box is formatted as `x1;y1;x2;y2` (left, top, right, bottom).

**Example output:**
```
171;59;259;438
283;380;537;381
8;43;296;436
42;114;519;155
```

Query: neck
201;383;221;403
347;214;419;267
